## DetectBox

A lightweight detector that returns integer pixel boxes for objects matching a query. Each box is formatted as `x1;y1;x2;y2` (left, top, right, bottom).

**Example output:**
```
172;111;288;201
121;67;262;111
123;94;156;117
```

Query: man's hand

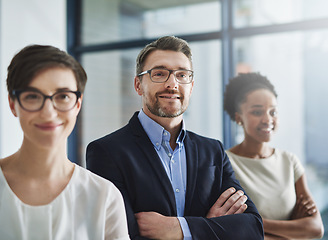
135;212;183;240
206;187;248;218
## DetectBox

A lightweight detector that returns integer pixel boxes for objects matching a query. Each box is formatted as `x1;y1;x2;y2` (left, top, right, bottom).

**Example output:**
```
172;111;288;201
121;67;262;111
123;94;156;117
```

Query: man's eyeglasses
12;89;81;112
138;68;194;84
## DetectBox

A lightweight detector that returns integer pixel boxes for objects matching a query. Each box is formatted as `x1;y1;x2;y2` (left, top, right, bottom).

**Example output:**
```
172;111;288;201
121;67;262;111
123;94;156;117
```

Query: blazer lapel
184;132;198;214
129;112;177;214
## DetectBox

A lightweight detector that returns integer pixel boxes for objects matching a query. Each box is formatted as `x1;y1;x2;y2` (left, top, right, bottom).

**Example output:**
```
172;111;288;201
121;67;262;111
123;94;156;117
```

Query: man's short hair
136;36;192;75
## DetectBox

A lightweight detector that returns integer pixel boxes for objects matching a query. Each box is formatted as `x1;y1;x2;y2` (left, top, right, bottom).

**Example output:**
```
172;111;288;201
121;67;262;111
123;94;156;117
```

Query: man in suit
87;36;264;240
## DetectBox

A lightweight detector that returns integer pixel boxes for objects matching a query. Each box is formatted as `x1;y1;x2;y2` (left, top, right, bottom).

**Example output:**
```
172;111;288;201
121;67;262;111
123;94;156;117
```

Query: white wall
0;0;67;158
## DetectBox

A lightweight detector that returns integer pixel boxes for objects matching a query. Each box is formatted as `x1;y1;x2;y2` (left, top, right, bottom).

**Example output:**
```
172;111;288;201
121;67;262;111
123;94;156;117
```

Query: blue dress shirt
138;110;192;239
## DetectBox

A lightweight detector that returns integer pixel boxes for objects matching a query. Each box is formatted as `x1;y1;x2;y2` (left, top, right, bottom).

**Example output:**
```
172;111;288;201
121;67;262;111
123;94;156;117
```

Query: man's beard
146;90;188;118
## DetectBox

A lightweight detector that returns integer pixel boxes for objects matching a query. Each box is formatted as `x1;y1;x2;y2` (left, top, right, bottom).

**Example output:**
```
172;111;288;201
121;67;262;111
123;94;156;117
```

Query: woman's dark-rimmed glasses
12;89;81;112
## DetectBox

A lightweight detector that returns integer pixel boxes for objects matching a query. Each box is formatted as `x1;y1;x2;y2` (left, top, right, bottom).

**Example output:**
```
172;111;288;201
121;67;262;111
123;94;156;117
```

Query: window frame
66;0;328;162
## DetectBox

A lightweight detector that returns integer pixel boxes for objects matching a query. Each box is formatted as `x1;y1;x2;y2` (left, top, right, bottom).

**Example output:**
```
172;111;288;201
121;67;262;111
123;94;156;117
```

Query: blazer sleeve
184;140;264;240
87;140;148;240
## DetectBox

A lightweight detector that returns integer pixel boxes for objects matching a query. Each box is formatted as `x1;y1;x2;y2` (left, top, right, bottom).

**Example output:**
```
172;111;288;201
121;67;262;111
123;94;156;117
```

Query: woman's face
9;67;82;149
235;89;278;144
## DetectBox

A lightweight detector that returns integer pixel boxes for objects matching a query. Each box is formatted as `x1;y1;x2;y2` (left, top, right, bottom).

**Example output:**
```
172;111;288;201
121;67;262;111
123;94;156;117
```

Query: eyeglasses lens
18;91;78;111
150;69;192;83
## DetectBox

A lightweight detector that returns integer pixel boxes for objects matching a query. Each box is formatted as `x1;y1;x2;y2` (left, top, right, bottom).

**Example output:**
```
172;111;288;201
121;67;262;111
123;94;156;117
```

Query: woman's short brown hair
7;44;87;98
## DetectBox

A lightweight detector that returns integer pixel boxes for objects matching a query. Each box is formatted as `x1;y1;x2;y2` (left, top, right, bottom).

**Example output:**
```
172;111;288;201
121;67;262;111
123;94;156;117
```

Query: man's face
134;50;194;119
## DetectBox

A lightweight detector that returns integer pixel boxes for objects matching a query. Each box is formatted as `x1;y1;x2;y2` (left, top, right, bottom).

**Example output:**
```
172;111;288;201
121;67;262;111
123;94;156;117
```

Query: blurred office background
0;0;327;238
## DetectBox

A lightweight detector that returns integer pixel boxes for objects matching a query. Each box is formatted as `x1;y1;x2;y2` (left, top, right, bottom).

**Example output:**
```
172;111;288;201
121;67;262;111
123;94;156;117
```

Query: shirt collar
138;109;186;150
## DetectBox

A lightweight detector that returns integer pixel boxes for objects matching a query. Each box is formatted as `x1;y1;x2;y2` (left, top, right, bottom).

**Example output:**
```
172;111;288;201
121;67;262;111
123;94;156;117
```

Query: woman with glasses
0;45;130;240
224;72;324;239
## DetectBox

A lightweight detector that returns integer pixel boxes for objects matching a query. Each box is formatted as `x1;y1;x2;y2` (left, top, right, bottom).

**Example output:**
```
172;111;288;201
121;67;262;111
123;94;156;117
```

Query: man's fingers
222;190;244;208
225;193;248;215
207;188;248;218
206;187;237;218
214;187;236;207
234;203;248;214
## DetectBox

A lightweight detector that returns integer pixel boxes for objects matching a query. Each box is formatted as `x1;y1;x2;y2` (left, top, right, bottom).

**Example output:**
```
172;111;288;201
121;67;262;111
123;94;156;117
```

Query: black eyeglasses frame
12;89;81;112
137;68;194;84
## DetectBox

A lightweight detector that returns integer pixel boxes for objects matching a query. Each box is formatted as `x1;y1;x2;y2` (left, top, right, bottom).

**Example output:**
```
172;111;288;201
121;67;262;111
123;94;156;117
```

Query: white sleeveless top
0;164;130;240
226;149;304;220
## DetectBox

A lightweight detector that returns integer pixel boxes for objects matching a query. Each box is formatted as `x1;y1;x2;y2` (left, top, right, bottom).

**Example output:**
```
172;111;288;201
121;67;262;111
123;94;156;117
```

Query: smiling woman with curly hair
224;72;324;240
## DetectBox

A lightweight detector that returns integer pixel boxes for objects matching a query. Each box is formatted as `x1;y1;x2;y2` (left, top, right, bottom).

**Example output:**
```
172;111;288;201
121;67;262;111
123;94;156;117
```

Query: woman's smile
34;122;63;131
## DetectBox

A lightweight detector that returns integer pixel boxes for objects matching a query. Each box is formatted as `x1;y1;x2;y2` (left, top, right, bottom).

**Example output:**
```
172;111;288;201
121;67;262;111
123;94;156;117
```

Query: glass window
233;30;328;225
81;0;221;45
80;40;222;164
185;40;222;140
80;48;140;162
233;0;328;28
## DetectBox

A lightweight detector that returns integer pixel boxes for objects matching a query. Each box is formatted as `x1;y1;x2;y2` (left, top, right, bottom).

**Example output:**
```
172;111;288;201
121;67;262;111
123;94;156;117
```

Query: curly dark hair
223;72;278;122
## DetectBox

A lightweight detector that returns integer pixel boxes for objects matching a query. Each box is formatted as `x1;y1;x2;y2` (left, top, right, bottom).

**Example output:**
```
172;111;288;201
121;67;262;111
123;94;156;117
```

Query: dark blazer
86;112;264;240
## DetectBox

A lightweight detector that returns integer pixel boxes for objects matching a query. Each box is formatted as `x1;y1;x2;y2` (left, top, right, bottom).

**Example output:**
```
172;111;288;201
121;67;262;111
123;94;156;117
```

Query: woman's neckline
0;164;77;208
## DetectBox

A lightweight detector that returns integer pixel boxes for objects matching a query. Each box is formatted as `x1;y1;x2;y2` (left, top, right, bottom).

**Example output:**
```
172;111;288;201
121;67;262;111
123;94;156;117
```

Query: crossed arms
135;187;248;239
263;175;324;240
86;128;264;240
87;140;264;239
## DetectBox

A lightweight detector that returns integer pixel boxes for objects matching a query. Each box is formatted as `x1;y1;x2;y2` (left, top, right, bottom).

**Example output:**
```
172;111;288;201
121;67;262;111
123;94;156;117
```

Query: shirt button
175;188;180;193
171;159;175;163
164;132;168;136
156;142;159;146
168;153;172;157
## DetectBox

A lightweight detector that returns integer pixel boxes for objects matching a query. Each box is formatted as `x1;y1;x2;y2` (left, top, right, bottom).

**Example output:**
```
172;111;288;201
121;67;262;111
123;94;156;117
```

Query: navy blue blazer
87;112;264;240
